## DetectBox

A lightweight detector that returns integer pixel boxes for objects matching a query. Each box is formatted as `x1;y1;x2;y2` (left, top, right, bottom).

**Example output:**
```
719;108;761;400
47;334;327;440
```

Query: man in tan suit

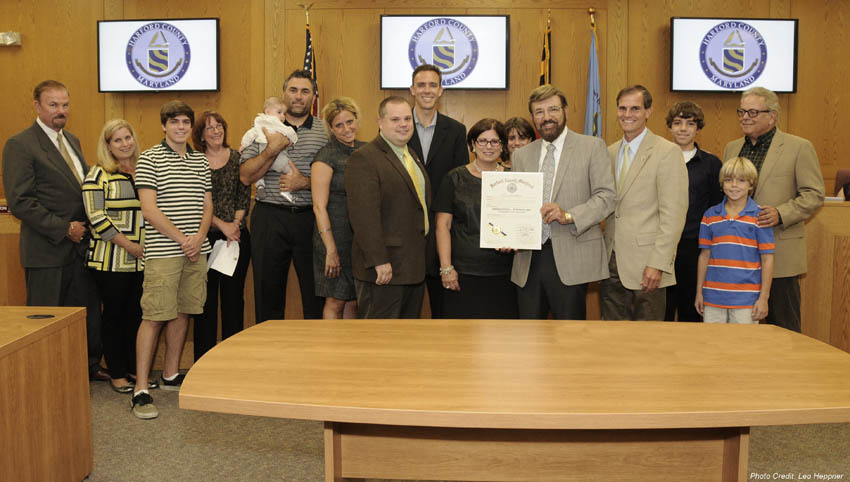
511;85;616;319
723;87;824;333
345;96;431;318
600;85;688;321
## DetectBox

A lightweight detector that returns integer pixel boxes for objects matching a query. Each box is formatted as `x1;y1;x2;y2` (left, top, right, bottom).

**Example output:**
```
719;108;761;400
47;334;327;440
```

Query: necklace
473;159;498;173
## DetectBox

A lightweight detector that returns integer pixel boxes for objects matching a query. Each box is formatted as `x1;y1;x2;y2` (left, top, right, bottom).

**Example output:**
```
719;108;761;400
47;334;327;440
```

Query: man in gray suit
510;85;617;319
2;80;105;380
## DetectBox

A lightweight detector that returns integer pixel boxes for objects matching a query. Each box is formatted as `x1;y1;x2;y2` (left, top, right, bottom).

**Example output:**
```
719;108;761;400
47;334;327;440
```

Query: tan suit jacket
605;128;688;290
723;129;824;278
345;134;432;285
511;131;616;287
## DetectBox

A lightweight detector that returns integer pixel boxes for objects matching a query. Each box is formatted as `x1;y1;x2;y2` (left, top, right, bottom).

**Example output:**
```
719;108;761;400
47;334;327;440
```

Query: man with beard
723;87;824;333
600;85;688;321
510;84;616;319
240;70;328;322
346;97;431;318
406;64;468;319
3;79;106;381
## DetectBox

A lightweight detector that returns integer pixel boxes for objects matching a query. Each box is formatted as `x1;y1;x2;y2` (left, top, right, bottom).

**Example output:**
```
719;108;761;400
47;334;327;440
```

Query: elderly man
2;79;105;381
346;96;431;318
600;85;688;321
510;84;616;319
240;69;328;322
723;87;824;333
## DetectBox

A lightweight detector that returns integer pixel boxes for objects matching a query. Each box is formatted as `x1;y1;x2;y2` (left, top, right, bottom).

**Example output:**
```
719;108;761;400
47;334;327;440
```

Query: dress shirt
738;127;776;173
413;108;437;164
616;127;649;179
536;127;569;203
36;116;84;180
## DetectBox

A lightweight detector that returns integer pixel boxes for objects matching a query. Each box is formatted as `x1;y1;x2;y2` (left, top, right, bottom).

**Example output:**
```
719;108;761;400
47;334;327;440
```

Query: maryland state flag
303;23;319;116
584;25;602;138
539;15;551;85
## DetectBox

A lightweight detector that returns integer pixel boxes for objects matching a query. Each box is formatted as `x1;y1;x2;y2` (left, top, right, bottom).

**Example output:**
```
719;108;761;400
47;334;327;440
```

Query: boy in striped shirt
695;157;774;323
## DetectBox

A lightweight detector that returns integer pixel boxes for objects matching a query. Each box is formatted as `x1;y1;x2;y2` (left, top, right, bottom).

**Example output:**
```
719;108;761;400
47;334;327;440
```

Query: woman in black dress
434;118;518;319
311;97;365;319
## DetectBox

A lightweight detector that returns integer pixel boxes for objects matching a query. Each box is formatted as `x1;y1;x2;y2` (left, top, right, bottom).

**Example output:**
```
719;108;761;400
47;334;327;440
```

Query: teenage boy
132;101;212;419
664;101;723;322
695;157;775;323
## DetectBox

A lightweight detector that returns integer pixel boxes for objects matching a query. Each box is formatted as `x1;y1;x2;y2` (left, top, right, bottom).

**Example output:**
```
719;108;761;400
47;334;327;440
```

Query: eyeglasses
475;138;502;148
736;109;771;118
204;124;224;133
531;105;563;119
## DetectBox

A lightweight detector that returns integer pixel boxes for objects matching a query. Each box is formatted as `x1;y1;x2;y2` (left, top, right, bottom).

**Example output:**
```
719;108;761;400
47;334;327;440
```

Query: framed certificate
480;171;543;250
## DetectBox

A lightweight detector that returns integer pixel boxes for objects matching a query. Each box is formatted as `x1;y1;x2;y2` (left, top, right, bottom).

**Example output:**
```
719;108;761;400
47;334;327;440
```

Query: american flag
303;23;319;116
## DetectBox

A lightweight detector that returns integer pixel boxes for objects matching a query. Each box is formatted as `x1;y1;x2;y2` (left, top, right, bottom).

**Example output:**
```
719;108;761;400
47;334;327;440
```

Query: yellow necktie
617;145;631;193
402;148;429;235
57;133;82;185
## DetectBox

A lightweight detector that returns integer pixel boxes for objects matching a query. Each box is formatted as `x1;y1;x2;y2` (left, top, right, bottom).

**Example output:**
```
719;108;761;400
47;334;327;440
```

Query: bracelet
318;227;332;234
439;265;455;276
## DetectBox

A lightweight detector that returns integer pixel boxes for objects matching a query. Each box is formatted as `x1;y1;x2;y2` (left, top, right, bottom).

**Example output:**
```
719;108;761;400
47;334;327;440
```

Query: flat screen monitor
671;17;798;93
98;18;220;92
381;15;509;90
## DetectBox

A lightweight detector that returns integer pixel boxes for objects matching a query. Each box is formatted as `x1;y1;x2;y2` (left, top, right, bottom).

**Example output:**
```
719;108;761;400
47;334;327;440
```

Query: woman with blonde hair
83;119;149;393
311;97;365;318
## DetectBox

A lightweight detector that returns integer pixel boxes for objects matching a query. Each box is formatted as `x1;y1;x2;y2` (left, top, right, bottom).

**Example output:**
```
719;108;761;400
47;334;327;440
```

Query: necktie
402;148;429;235
541;143;556;243
57;133;82;185
617;145;631;193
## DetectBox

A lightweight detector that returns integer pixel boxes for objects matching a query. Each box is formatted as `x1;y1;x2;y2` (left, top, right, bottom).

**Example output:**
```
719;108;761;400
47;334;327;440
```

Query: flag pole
588;7;596;31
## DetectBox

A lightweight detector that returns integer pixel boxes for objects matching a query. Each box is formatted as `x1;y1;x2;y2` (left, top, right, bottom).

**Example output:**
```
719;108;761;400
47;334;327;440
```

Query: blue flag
584;28;602;138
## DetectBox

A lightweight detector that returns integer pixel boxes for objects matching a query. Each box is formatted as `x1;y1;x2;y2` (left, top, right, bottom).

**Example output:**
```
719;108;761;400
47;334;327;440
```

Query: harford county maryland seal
699;21;767;90
408;18;479;87
126;22;191;89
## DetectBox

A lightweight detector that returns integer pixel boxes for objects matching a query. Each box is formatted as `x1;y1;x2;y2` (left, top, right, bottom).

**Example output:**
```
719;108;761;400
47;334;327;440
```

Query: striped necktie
541;143;556;243
402;147;429;235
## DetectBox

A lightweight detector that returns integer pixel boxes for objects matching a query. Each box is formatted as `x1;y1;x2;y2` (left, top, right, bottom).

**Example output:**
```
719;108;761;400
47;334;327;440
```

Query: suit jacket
723;129;824;278
605;128;688;290
346;135;432;285
511;131;617;287
408;110;468;275
2;122;89;268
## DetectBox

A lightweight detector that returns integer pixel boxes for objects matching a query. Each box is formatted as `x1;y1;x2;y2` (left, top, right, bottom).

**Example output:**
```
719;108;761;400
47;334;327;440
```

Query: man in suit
406;64;468;318
2;79;106;380
723;87;824;333
510;85;616;319
346;96;431;318
600;85;688;321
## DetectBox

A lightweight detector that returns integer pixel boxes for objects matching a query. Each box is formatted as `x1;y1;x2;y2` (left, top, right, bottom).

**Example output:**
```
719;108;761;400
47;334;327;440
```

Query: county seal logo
408;18;478;87
699;21;767;89
126;22;191;89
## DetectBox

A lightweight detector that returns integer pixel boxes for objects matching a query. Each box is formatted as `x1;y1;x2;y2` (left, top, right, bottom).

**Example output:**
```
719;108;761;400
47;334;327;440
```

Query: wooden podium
181;319;850;482
0;306;93;482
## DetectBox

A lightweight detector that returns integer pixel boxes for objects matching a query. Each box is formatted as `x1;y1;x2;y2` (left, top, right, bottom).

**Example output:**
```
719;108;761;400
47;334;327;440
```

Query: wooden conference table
180;319;850;481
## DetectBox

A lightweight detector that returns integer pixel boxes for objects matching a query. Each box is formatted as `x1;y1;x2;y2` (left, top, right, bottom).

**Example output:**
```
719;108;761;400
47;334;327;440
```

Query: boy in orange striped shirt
695;157;775;323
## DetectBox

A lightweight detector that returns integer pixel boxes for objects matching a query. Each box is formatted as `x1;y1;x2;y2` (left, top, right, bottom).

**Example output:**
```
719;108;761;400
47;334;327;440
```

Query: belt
259;202;312;213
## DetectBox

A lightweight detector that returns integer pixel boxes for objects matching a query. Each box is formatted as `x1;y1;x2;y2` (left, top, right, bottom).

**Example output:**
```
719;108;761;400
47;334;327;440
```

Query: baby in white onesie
240;96;299;201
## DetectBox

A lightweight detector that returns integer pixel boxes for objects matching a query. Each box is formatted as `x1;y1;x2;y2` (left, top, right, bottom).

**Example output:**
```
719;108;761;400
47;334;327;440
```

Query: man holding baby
240;69;328;322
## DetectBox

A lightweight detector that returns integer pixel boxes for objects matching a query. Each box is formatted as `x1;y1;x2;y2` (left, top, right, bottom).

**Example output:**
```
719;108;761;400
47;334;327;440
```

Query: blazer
408;110;468;276
511;131;617;287
2;122;89;268
345;135;432;285
605;128;688;290
723;129;824;278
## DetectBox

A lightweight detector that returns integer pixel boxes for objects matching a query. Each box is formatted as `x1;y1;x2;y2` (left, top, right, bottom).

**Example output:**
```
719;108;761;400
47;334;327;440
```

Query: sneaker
127;374;159;390
160;373;185;391
131;392;159;419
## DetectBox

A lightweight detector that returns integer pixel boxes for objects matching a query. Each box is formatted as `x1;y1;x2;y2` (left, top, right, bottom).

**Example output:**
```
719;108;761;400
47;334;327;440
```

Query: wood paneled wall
1;0;849;320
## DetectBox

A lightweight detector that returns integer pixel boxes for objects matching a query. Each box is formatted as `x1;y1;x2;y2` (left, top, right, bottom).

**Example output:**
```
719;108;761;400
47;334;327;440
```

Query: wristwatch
563;211;574;224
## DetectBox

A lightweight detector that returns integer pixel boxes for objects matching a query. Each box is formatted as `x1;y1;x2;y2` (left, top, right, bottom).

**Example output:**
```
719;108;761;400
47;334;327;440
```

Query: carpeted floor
86;375;850;481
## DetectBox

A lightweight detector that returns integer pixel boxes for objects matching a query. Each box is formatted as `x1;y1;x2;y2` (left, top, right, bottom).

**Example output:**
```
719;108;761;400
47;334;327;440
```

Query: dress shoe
89;368;111;382
126;373;159;390
110;380;134;394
